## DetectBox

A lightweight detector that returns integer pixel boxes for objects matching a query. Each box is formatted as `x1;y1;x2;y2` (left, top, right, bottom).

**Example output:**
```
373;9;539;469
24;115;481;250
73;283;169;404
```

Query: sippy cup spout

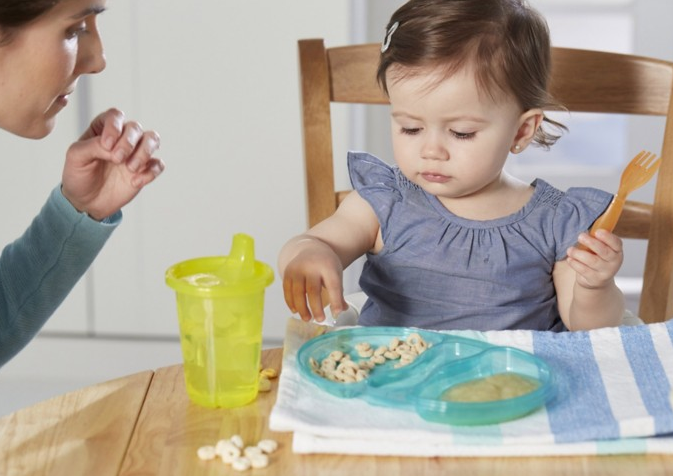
219;233;256;281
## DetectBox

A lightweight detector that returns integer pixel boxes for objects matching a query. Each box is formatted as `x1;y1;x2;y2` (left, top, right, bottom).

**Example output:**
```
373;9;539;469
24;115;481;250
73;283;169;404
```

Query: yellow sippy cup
165;233;274;408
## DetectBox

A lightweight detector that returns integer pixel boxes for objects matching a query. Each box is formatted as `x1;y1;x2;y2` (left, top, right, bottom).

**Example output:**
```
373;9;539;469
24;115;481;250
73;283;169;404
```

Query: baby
279;0;624;332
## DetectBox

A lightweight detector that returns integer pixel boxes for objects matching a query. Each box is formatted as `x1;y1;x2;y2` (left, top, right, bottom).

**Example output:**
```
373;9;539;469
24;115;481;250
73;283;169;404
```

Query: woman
0;0;164;366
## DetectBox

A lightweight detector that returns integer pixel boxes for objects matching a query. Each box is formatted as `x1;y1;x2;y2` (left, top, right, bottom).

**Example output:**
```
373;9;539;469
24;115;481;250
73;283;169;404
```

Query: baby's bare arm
278;192;379;322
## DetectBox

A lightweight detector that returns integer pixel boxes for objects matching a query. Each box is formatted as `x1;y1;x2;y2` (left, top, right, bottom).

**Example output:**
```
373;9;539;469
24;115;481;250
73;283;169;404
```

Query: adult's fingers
126;130;161;172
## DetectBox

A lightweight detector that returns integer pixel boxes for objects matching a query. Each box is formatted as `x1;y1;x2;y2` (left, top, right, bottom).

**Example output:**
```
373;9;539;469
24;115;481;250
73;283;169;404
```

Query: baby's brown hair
377;0;566;148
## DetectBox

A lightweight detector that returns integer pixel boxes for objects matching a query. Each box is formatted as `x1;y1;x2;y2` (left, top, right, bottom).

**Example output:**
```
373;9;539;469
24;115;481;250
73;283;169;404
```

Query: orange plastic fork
580;150;660;249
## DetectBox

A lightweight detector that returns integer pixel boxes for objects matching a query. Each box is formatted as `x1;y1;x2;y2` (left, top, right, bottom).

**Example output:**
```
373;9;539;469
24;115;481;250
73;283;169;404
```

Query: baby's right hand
281;240;348;322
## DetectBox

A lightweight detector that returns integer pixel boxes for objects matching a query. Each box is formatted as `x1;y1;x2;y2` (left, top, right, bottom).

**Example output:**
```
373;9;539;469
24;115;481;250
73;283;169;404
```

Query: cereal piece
258;375;272;392
414;339;428;354
383;350;400;360
260;367;278;379
396;343;411;353
406;332;422;346
337;365;355;377
196;445;217;461
354;369;368;381
244;445;264;458
358;360;375;370
370;355;386;365
329;350;345;361
374;345;388;356
257;439;279;454
250;453;270;468
325;372;339;382
338;373;356;383
357;347;374;358
321;358;337;372
215;439;240;458
355;342;371;352
232;456;252;471
230;434;245;449
337;360;359;377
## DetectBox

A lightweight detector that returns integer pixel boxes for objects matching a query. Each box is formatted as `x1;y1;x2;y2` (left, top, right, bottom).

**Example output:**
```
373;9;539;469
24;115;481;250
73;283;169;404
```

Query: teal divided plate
297;327;556;426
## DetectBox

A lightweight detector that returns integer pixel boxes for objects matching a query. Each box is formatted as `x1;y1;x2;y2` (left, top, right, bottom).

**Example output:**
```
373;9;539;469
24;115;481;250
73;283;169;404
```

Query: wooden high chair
297;38;673;324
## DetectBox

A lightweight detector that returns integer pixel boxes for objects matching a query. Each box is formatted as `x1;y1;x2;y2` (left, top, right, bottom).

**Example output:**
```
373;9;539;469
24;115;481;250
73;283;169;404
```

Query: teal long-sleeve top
0;186;120;367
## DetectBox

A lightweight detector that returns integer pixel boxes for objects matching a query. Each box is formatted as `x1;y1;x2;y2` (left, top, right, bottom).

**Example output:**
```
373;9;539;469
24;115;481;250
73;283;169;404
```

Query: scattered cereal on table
197;435;280;470
250;453;270;468
196;445;216;461
258;375;272;392
257;439;279;454
260;367;278;379
215;439;240;459
232;456;251;471
229;434;244;449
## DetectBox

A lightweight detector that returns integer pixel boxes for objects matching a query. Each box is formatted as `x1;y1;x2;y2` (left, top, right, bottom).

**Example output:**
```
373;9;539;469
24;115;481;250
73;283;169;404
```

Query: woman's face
0;0;107;139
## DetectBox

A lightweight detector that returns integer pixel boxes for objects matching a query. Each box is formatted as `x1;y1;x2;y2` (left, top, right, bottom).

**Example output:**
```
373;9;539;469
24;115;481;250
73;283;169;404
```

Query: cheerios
309;333;430;383
197;436;279;470
196;445;217;461
232;456;251;471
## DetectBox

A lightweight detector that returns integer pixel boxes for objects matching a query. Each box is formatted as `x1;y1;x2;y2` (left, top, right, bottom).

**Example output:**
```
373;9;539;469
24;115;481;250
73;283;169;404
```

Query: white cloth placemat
269;318;673;456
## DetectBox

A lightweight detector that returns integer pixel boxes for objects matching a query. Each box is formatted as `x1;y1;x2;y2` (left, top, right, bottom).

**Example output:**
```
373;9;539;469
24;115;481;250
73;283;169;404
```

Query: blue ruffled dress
348;152;612;331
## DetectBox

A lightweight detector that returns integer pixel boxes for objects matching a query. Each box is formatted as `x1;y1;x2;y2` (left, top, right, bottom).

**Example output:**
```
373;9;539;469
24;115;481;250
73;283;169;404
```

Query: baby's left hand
566;229;623;289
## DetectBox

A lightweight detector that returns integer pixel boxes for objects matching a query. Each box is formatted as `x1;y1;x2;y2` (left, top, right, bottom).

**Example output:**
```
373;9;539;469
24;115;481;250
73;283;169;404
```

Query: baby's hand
566;229;623;289
281;240;348;323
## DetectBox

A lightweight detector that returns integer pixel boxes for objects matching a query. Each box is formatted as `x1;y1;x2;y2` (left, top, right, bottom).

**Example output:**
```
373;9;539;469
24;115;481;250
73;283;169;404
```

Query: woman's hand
61;108;165;221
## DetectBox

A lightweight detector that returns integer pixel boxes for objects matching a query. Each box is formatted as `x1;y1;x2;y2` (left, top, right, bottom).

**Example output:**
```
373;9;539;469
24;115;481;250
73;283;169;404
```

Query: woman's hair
377;0;566;148
0;1;59;45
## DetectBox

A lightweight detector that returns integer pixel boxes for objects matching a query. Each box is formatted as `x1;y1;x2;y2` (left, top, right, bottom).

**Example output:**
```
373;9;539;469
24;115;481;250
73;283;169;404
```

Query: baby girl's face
386;63;527;211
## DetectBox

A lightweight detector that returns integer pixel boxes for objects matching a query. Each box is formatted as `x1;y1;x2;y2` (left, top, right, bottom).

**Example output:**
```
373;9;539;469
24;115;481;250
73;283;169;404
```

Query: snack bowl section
297;327;556;425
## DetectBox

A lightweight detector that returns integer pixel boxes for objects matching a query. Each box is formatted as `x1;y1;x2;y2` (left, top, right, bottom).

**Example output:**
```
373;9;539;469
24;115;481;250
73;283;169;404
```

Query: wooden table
1;348;671;475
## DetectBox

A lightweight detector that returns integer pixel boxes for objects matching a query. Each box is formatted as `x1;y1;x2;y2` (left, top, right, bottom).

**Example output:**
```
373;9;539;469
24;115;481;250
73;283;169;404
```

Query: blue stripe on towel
620;325;673;435
532;331;620;443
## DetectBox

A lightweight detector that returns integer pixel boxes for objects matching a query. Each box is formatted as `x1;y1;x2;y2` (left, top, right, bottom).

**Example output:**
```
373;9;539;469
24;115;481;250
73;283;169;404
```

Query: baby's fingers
592;229;623;252
305;276;327;322
323;274;347;318
283;275;322;322
577;231;623;269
